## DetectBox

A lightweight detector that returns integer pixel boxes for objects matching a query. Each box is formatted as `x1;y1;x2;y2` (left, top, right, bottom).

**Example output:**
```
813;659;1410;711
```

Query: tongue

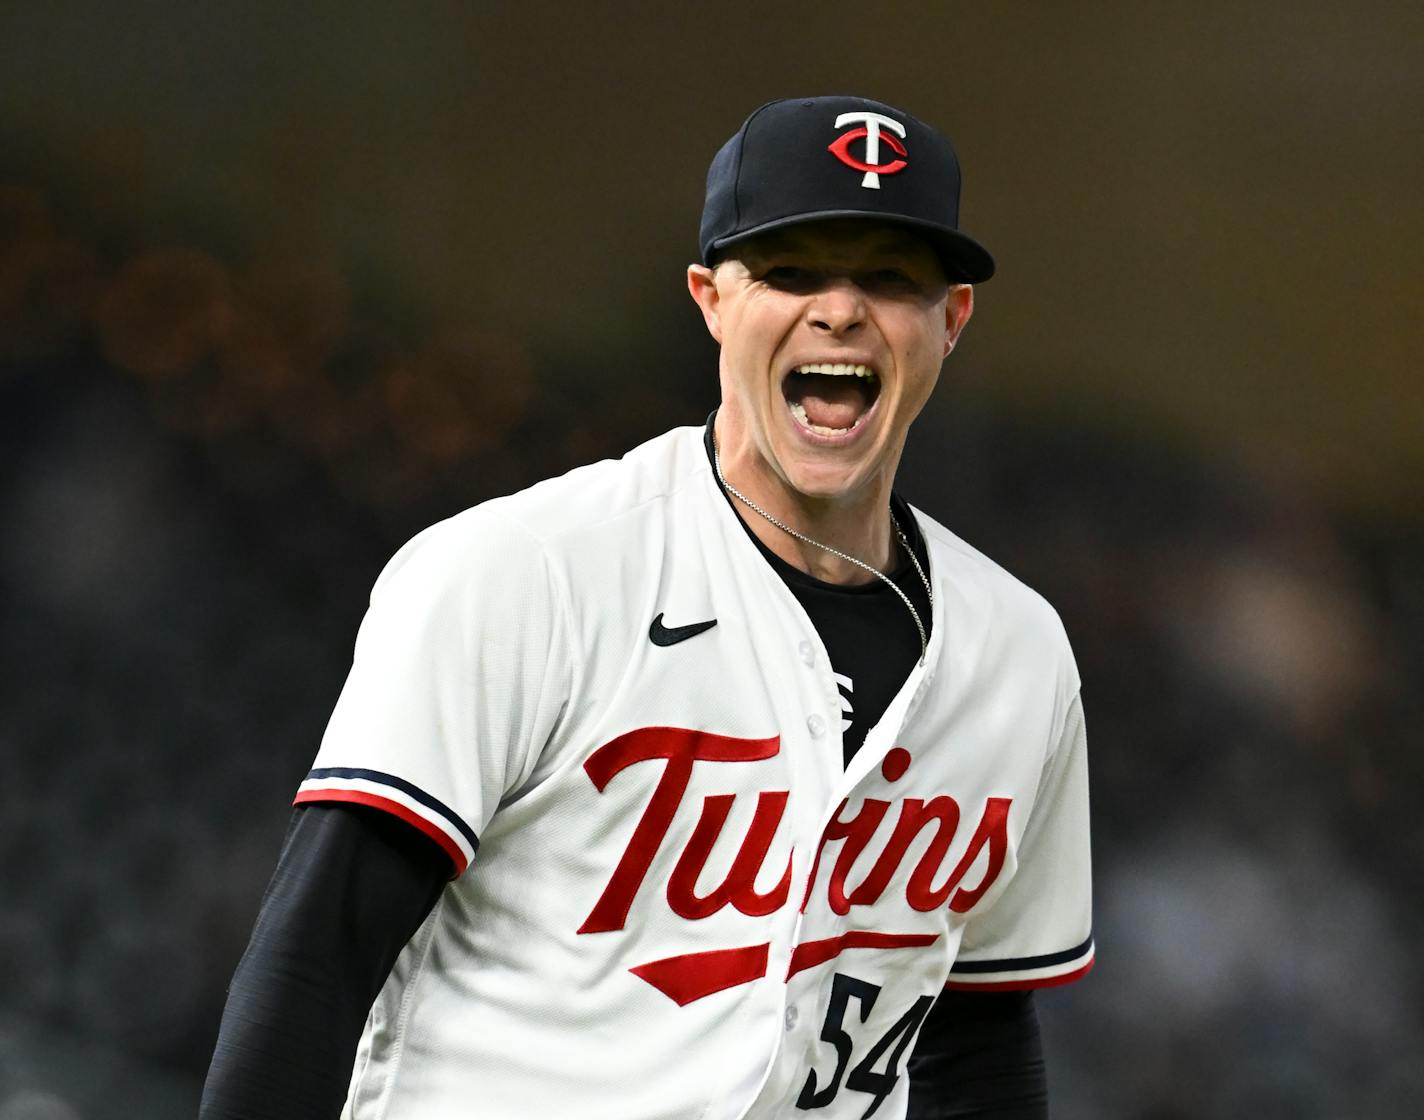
787;373;868;430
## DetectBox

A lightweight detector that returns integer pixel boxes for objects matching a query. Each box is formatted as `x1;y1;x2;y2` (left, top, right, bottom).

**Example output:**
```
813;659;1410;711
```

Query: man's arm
909;688;1091;1118
906;989;1047;1119
200;805;449;1120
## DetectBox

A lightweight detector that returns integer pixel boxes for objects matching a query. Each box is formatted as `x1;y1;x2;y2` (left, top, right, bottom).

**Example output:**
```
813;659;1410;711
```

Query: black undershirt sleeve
906;989;1048;1119
199;804;449;1120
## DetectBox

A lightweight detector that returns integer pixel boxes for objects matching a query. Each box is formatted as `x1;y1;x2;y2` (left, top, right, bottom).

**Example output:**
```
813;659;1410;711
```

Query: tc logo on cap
827;111;908;189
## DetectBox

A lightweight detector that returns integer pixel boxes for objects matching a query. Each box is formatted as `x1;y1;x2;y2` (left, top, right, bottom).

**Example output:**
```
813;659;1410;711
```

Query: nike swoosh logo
649;613;718;647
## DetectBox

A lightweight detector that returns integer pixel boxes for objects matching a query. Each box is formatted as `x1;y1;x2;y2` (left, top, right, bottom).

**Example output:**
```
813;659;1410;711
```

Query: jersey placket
735;548;947;1119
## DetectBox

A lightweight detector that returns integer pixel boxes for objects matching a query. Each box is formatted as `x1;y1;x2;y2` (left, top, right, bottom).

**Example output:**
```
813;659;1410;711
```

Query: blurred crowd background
2;4;1420;1118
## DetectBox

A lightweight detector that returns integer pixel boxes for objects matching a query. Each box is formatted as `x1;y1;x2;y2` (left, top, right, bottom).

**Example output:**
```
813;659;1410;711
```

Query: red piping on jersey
295;788;469;877
942;955;1095;992
786;931;941;980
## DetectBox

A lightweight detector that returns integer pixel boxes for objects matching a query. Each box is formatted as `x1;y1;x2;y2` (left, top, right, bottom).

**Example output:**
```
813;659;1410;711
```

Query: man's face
688;219;973;508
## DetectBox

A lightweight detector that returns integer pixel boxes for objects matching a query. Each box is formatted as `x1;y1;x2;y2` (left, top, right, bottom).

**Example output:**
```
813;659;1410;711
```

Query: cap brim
705;209;995;283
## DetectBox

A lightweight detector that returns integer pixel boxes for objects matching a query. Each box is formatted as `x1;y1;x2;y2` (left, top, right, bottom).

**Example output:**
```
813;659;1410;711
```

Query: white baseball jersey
297;424;1093;1120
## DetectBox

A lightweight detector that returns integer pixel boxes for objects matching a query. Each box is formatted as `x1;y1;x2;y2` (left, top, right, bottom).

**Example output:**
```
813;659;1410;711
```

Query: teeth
794;362;876;380
788;400;857;435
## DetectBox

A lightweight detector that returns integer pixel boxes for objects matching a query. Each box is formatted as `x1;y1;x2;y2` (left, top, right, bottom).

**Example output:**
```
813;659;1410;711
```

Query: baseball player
201;95;1092;1120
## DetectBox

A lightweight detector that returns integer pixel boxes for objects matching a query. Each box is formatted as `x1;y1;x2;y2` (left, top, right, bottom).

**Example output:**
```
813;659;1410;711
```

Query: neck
713;414;897;586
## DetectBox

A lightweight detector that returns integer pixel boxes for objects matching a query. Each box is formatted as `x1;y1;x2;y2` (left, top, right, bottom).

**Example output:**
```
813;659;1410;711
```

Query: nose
805;278;865;336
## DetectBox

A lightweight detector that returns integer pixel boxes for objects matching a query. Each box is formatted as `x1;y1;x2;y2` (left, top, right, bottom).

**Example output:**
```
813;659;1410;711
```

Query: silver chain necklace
713;436;933;664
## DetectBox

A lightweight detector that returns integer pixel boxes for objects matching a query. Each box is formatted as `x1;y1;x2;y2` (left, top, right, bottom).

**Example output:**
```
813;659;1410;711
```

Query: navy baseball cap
700;95;995;283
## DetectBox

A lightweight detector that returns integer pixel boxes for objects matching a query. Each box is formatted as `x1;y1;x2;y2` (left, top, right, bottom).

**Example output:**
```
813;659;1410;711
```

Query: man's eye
762;266;820;291
861;269;917;293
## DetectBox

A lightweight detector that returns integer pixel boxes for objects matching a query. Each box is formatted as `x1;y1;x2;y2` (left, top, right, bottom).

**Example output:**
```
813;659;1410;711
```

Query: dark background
1;4;1420;1118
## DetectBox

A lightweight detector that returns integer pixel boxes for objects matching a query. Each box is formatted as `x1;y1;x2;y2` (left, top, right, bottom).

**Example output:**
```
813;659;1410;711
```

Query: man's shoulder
487;423;706;541
375;425;707;586
913;506;1074;655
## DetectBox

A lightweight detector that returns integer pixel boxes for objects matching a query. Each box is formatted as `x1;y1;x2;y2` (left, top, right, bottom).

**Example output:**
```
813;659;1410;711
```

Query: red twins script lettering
579;727;790;934
578;728;1011;1003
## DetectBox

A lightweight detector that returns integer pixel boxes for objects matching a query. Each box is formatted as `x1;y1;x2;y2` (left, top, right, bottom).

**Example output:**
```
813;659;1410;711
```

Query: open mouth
783;363;880;436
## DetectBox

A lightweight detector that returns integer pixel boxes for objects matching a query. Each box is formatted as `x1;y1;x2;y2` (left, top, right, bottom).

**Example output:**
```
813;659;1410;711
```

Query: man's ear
942;284;974;356
687;264;723;344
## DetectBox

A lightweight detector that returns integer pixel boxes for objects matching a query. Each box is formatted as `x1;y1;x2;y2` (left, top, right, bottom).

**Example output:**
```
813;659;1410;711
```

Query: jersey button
806;714;826;738
797;639;814;666
784;1005;799;1031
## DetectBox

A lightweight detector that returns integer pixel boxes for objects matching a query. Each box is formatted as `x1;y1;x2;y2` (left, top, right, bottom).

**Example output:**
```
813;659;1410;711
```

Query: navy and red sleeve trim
294;766;479;876
945;933;1095;992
